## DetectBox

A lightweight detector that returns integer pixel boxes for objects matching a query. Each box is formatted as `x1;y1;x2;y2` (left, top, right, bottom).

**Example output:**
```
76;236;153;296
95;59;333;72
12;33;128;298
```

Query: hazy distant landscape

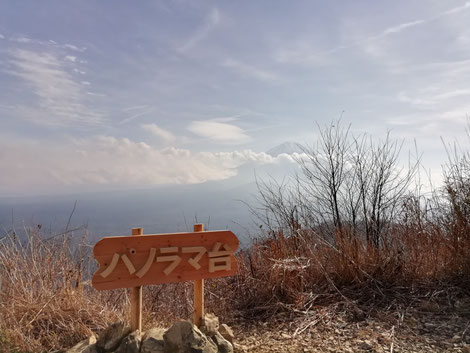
0;180;256;242
0;143;302;243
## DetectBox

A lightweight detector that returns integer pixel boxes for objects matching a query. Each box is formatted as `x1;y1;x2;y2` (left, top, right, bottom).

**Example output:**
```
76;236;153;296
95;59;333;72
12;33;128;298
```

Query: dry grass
2;201;470;352
233;222;470;318
0;226;235;352
0;227;123;351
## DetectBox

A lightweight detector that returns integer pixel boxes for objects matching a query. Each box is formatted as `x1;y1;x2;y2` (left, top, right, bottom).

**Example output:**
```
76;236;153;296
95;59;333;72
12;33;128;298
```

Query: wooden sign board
92;230;239;290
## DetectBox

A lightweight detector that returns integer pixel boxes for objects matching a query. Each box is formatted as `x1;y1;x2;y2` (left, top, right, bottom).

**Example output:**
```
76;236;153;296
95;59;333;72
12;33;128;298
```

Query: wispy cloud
178;8;220;52
123;105;152;112
63;43;86;52
64;55;77;62
378;2;470;37
141;123;176;144
398;89;470;107
278;2;470;65
222;58;278;82
11;36;33;43
118;107;154;125
0;33;4;40
188;119;250;144
5;48;105;127
382;20;426;35
7;34;87;52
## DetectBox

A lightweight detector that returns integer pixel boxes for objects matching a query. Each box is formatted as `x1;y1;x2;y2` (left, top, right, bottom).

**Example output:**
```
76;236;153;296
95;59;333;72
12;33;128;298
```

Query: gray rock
218;324;234;344
210;332;233;353
141;328;166;353
96;322;131;352
200;313;219;337
115;330;141;353
163;321;217;353
65;336;98;353
358;340;374;351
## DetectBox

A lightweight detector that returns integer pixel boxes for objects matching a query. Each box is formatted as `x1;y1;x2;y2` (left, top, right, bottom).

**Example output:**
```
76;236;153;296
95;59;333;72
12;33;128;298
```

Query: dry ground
231;300;470;353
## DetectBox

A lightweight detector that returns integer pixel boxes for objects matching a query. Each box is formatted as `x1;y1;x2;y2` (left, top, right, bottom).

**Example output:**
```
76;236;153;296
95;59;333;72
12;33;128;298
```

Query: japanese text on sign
99;242;233;278
92;230;239;290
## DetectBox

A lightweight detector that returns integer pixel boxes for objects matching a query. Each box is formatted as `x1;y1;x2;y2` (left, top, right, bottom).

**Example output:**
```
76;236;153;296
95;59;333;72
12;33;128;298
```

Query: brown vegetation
1;122;470;352
236;122;470;315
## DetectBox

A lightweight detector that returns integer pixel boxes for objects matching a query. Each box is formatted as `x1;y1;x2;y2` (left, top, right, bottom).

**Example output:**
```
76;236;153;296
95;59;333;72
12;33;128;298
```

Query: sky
1;1;470;196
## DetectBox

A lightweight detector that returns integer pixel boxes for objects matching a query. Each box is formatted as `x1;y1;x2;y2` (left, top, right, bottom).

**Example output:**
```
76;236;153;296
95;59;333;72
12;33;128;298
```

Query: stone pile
66;315;234;353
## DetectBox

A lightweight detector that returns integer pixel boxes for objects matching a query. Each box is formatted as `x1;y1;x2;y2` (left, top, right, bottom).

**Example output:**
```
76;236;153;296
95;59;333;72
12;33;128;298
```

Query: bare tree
442;136;470;248
252;121;419;248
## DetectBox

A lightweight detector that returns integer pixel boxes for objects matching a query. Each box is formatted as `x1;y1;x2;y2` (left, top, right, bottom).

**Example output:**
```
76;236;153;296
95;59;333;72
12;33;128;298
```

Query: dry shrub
232;122;470;318
233;222;470;318
0;212;469;351
0;227;124;351
0;226;236;352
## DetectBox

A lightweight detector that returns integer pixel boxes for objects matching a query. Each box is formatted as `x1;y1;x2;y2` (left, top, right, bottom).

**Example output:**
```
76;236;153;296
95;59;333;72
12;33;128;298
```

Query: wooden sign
92;229;239;291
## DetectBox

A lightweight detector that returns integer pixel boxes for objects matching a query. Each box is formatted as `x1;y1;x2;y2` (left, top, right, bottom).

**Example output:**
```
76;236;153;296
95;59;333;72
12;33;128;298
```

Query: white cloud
443;1;470;15
222;59;278;82
363;2;470;48
12;36;32;43
393;56;470;117
0;33;4;39
73;68;86;74
378;2;469;38
178;8;220;52
0;136;301;194
5;48;104;126
63;43;86;52
188;120;250;143
398;89;470;107
65;55;77;62
141;123;176;143
382;20;426;35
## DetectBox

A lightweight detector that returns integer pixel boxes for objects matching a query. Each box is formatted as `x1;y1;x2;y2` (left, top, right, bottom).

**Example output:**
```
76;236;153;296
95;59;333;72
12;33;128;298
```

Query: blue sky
1;1;470;196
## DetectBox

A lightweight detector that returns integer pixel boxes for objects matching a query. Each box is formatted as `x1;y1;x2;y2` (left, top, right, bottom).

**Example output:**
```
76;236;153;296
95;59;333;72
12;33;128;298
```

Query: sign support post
130;227;143;332
193;223;204;327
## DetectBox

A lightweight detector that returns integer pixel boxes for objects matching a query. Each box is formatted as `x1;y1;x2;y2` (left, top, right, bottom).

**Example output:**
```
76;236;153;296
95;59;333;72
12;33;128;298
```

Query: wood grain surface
92;230;239;290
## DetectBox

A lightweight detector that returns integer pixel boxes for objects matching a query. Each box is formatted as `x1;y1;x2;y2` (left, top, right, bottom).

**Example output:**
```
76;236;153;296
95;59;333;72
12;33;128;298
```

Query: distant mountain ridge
266;141;303;156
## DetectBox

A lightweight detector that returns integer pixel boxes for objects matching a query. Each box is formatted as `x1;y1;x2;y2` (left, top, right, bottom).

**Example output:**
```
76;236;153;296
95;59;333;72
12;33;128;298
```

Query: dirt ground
231;299;470;353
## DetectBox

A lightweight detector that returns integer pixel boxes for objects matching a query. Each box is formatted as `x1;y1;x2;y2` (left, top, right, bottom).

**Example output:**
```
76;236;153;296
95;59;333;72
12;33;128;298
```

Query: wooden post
130;227;143;332
193;223;204;327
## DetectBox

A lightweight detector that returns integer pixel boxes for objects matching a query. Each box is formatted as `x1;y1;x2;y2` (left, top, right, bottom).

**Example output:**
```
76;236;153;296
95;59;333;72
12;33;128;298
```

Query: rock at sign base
201;313;220;337
65;335;98;353
211;332;233;353
141;328;166;353
218;324;234;344
164;320;218;353
96;322;132;352
115;330;141;353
